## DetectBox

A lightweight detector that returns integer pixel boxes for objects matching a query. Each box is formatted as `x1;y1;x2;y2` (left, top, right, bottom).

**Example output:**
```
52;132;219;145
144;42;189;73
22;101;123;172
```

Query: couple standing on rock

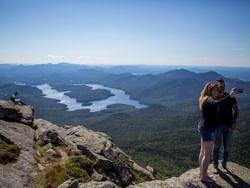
198;79;239;183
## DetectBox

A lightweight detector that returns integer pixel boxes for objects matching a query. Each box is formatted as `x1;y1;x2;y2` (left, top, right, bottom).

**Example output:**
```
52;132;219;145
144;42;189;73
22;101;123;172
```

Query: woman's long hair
199;83;215;110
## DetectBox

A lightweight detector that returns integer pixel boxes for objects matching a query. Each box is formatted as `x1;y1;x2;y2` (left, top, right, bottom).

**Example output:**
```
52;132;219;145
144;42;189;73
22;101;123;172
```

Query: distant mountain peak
167;68;195;74
198;71;224;79
158;69;195;79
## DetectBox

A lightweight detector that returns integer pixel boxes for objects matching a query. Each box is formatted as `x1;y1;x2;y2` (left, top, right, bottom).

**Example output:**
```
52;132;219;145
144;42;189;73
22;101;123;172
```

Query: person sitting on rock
9;92;25;105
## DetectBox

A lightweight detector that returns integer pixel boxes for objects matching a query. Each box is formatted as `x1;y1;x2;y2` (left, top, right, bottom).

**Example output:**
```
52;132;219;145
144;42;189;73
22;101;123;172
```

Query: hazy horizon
1;0;249;67
1;62;250;68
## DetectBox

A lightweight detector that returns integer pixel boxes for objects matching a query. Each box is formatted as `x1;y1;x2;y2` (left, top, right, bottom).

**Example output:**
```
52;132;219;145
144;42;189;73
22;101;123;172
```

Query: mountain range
0;63;250;177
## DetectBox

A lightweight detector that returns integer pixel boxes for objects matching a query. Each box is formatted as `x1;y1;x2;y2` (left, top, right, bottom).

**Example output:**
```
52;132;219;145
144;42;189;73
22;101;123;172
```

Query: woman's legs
200;140;214;182
199;139;205;178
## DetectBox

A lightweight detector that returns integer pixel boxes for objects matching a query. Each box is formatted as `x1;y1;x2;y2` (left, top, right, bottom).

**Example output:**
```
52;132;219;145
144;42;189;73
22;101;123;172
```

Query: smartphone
236;88;243;93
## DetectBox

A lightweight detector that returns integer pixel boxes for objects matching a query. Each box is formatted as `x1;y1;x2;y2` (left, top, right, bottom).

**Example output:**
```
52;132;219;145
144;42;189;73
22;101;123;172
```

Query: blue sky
0;0;249;66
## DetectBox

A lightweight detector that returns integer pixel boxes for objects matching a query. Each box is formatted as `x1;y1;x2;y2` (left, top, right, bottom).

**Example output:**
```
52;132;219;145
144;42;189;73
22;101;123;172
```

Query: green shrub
34;163;69;188
65;148;81;156
33;143;62;164
34;155;93;188
132;169;152;183
0;134;20;164
65;155;93;182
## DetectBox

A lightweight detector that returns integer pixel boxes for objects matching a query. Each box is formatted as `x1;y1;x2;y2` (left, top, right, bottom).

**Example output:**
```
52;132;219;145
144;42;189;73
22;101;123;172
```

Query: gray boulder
33;121;154;186
0;120;35;188
36;129;59;145
64;126;138;186
65;126;113;154
57;178;79;188
0;100;34;126
79;180;119;188
102;149;133;187
91;170;105;181
34;119;67;146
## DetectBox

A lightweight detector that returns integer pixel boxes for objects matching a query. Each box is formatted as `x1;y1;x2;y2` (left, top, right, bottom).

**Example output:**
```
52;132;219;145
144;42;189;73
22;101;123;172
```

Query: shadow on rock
200;181;223;188
218;169;250;188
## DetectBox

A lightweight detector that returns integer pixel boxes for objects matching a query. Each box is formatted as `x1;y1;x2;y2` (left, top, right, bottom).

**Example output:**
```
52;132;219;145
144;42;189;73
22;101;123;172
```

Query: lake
36;83;147;112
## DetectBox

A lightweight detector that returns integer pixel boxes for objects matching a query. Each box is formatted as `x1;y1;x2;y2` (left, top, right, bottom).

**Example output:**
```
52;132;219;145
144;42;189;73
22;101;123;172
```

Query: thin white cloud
48;54;65;58
77;56;91;59
75;56;106;60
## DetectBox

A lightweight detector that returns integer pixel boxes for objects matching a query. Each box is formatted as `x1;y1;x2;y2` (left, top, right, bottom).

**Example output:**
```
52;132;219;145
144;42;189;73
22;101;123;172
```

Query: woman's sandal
200;176;214;183
200;179;214;183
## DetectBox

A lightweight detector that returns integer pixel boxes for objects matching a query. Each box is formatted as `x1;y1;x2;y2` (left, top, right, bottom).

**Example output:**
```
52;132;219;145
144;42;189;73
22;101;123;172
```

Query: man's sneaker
213;164;219;174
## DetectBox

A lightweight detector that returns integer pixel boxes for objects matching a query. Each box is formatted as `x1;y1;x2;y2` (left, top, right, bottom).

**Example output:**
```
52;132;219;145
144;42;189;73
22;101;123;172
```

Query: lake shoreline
36;83;147;112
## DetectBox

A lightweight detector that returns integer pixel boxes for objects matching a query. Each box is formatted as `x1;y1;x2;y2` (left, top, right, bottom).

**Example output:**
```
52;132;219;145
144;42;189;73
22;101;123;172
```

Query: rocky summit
0;100;34;126
0;100;250;188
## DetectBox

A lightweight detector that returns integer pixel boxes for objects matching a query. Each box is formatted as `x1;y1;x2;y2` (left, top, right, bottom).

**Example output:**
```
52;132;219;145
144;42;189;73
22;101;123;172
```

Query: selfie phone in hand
236;88;243;93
